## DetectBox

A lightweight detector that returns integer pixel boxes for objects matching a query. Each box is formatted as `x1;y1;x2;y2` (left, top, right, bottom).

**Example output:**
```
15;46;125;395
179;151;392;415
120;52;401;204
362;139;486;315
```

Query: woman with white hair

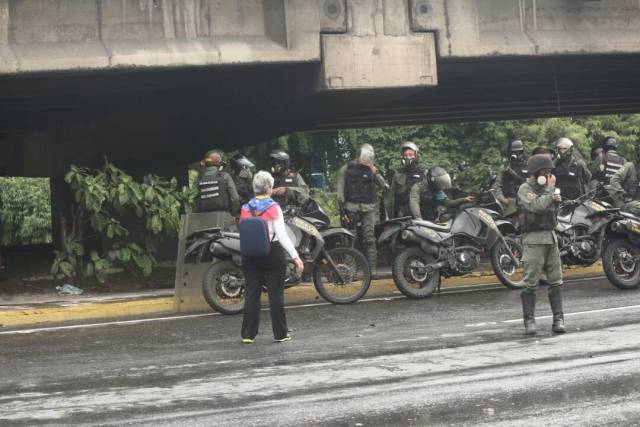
238;170;304;344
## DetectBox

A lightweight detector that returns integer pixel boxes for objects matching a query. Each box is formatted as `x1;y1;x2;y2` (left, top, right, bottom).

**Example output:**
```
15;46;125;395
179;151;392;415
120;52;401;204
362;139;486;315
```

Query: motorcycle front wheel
391;246;440;299
202;261;246;314
490;236;525;290
603;237;640;290
313;247;371;304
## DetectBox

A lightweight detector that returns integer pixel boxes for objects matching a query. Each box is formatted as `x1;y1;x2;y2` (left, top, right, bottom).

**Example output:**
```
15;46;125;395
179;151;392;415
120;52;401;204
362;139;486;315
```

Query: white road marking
0;274;608;336
466;303;640;327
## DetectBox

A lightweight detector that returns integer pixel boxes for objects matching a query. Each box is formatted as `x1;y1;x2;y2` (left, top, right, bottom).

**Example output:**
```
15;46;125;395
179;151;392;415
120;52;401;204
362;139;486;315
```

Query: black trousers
241;242;288;340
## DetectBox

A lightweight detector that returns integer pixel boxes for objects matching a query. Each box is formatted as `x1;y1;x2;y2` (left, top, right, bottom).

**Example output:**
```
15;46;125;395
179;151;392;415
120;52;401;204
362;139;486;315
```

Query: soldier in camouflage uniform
517;154;566;335
269;150;309;208
195;150;240;230
337;143;388;278
552;137;591;201
494;139;528;217
609;144;640;216
390;141;423;218
409;167;475;221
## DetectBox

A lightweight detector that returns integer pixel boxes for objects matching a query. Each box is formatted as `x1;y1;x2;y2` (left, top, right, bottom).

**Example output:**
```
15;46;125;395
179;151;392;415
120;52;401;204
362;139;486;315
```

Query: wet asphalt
1;276;640;426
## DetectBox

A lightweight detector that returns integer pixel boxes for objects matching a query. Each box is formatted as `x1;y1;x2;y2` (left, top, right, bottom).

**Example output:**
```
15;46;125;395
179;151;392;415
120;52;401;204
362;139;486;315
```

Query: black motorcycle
600;206;640;290
186;200;371;314
378;206;519;298
494;186;617;289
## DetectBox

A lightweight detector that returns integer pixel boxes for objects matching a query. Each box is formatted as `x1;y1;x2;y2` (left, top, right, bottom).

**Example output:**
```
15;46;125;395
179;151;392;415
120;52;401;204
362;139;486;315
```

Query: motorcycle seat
413;219;452;231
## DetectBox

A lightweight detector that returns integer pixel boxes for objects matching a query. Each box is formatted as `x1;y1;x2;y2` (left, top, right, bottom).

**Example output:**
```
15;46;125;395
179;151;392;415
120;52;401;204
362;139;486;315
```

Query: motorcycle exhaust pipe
209;242;230;257
420;241;439;256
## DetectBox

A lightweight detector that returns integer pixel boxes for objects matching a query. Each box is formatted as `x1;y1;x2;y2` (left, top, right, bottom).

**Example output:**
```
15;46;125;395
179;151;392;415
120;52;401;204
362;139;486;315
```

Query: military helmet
555;137;574;150
508;139;524;153
426;166;452;191
602;136;619;151
401;141;419;156
203;149;225;166
527;154;554;176
231;153;254;172
269;150;290;171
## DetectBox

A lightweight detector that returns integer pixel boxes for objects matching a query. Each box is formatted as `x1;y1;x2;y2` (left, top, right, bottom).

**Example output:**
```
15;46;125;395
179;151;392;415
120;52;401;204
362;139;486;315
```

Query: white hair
359;147;375;163
253;170;274;195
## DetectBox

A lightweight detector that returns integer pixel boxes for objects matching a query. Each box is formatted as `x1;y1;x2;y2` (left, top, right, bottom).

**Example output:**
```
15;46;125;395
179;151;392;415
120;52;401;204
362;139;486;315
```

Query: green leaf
59;261;74;278
150;215;162;234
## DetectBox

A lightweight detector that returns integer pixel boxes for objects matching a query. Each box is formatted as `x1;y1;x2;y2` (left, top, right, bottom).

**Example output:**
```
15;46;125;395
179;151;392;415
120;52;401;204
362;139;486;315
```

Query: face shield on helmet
232;154;255;177
426;167;452;191
555;137;574;161
270;150;290;175
508;139;525;162
400;141;419;167
602;137;619;152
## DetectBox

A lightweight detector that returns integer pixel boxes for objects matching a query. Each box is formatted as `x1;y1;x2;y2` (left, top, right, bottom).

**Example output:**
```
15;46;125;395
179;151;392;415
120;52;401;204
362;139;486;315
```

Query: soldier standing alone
390;141;423;218
337;143;388;279
517;154;566;335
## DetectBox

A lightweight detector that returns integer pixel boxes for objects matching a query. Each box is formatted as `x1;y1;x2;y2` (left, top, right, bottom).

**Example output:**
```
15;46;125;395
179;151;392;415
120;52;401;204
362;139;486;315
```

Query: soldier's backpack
239;206;273;257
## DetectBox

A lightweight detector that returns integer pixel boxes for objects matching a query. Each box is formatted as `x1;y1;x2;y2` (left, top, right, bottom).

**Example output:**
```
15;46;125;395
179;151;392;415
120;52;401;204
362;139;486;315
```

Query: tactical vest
273;172;298;206
233;174;253;205
197;168;230;212
344;163;376;204
553;160;582;200
520;185;558;233
602;151;625;183
419;186;439;221
394;166;423;216
502;162;528;198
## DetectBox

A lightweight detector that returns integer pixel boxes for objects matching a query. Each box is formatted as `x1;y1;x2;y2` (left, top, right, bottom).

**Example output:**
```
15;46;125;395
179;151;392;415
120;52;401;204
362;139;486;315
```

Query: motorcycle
378;206;519;298
493;185;617;289
600;203;640;290
186;199;371;314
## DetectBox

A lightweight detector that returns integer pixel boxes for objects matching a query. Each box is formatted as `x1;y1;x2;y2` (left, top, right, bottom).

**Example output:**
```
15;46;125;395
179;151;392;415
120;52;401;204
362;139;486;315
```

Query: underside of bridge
1;53;640;178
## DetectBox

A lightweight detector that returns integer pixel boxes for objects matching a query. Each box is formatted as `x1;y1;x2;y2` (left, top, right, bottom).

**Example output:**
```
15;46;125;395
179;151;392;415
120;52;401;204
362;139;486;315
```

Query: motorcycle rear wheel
313;247;371;304
491;236;525;290
392;246;440;299
202;261;246;314
603;237;640;289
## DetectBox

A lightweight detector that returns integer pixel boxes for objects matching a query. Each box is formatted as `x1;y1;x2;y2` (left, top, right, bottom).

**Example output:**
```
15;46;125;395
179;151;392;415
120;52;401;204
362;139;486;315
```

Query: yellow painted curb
0;263;604;328
0;297;174;327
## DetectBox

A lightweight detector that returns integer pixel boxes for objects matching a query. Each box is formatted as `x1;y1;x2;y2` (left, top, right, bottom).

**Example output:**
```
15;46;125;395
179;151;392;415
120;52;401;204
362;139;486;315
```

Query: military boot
521;290;537;335
549;286;566;334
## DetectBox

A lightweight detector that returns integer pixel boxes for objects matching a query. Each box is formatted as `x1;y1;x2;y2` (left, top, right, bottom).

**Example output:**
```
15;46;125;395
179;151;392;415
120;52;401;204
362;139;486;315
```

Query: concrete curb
0;264;606;328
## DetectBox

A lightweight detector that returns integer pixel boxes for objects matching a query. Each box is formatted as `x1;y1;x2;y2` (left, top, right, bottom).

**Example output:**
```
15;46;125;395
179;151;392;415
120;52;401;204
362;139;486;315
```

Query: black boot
549;286;566;334
521;290;537;335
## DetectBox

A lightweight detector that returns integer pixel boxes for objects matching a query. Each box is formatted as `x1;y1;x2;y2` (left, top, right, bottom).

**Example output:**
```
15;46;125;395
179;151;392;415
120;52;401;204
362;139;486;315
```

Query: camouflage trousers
347;208;377;273
521;243;563;291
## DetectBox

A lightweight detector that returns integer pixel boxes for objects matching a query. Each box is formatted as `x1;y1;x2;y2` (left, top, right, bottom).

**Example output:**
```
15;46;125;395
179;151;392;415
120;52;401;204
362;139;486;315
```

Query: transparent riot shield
174;211;236;312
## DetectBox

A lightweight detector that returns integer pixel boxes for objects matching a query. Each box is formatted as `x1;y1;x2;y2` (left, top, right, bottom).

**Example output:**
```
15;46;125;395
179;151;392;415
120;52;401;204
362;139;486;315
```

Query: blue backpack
239;206;273;257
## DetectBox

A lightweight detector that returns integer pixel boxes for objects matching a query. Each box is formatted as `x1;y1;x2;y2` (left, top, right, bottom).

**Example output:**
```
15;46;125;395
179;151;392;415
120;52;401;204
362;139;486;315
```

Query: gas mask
271;164;285;175
536;175;547;186
510;152;524;163
401;156;415;167
238;168;252;179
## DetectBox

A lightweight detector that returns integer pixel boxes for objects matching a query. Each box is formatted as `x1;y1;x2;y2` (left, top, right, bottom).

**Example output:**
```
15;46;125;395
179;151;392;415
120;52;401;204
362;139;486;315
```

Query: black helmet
602;136;619;151
508;139;524;153
590;146;603;162
270;150;290;174
203;149;225;167
527;154;554;176
231;153;254;172
425;166;452;191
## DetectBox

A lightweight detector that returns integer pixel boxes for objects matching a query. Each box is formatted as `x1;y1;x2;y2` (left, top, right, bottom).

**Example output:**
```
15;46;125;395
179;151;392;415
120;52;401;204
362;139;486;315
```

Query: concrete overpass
1;0;640;179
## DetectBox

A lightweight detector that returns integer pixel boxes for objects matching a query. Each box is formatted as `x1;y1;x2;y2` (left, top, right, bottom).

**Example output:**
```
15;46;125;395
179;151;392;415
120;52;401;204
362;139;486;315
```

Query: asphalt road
2;276;640;426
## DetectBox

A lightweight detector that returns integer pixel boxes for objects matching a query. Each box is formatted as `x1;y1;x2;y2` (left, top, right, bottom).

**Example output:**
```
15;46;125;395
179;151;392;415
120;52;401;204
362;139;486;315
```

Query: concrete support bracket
320;33;438;90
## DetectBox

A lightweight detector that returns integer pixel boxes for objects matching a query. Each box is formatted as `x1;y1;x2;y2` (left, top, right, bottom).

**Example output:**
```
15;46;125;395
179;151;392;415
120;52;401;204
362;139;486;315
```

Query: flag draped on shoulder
240;197;279;221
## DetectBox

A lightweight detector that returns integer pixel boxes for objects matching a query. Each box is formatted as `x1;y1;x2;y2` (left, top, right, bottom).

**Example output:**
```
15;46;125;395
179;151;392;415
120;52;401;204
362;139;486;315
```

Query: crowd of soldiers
192;136;639;334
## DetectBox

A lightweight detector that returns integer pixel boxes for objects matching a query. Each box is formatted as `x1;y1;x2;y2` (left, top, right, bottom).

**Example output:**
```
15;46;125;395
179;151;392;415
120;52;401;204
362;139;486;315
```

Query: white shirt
267;205;299;259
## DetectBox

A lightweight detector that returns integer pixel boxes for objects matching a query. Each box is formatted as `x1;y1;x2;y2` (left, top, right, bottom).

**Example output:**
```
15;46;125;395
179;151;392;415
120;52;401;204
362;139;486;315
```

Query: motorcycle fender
495;220;517;236
378;224;403;244
320;227;355;240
